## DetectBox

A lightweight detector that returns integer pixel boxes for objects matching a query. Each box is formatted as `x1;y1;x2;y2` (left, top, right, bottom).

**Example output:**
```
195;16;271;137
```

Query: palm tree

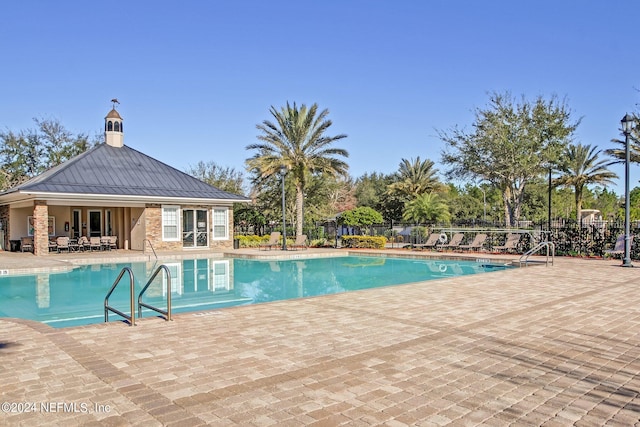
246;102;349;237
554;143;618;220
387;157;444;201
402;192;451;224
604;115;640;164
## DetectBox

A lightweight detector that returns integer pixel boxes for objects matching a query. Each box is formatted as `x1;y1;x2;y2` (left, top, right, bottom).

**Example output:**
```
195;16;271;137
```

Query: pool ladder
518;241;555;267
104;265;172;326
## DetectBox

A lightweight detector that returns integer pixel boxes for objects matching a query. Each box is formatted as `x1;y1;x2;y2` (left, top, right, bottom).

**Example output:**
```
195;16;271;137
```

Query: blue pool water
0;256;510;328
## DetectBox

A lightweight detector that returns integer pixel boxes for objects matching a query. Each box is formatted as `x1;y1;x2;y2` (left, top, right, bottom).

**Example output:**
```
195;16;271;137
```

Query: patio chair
414;233;440;250
492;233;521;253
439;233;465;251
78;236;90;251
100;236;116;250
68;238;80;252
604;235;630;258
56;236;70;253
48;239;58;252
89;236;102;251
290;234;308;250
259;232;281;251
20;237;34;253
458;233;488;252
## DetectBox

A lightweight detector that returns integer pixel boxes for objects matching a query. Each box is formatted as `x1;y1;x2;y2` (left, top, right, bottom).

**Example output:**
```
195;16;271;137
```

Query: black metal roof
5;143;249;201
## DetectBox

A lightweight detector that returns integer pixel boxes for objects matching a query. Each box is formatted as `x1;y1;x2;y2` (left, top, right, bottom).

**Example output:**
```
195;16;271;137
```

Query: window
162;262;182;296
211;260;230;291
107;120;113;131
114;121;120;132
212;208;228;239
162;205;180;241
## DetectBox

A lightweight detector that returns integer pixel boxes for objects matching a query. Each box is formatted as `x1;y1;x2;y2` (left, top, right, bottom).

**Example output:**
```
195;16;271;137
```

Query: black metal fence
247;219;640;258
366;219;640;259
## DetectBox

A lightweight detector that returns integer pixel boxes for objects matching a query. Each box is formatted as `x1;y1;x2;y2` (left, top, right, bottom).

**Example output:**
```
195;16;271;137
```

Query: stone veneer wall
0;205;8;251
33;201;49;256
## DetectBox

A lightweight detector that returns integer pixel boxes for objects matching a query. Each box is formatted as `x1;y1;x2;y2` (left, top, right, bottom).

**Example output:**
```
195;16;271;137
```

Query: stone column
0;205;9;251
33;201;49;256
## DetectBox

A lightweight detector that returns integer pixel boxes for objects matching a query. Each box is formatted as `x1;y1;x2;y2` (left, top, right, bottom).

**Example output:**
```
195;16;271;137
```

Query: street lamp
621;113;635;267
280;165;287;251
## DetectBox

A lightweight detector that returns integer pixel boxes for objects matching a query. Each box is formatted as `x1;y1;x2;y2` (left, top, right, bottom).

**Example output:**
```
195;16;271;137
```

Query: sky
1;1;639;194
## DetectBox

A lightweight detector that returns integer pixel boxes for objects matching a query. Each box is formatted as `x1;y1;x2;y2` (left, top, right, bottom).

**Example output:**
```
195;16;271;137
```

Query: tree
554;144;618;220
355;172;404;222
0;118;97;191
592;187;620;220
338;206;383;235
186;160;246;195
233;205;266;235
445;184;487;224
604;115;640;165
402;192;450;224
440;92;579;226
246;102;349;237
387;157;444;201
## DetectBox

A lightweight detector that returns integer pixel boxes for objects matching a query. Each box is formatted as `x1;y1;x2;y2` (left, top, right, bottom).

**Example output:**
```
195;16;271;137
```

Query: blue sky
1;1;639;194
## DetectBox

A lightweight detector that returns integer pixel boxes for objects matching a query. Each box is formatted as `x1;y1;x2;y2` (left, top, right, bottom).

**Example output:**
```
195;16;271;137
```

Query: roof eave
0;190;252;206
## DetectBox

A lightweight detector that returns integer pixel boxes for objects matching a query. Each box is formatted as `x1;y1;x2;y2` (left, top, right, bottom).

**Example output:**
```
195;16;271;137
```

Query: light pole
280;165;287;251
548;168;552;231
621;113;635;267
479;186;487;224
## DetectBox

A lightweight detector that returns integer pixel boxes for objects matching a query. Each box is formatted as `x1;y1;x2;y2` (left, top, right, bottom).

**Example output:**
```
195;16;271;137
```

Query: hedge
341;235;386;249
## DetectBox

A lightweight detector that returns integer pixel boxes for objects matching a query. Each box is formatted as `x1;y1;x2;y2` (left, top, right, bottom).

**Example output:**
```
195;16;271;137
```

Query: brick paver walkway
1;251;639;426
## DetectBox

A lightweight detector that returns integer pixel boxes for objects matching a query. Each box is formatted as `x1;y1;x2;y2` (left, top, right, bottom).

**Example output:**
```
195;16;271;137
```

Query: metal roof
3;143;250;201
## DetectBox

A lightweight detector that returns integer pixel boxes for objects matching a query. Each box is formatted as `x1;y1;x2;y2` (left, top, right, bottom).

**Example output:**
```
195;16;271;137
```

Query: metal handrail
143;239;157;260
104;267;136;326
519;241;555;267
137;265;172;321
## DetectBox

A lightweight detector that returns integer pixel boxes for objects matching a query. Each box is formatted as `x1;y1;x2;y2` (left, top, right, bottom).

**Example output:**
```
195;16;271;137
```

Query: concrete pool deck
1;249;639;426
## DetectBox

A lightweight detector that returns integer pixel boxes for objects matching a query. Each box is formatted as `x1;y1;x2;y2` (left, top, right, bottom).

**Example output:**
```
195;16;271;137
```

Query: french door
182;209;208;248
88;210;102;237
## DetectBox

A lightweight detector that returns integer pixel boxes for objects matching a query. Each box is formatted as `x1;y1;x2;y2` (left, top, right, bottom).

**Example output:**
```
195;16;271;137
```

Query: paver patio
1;250;639;426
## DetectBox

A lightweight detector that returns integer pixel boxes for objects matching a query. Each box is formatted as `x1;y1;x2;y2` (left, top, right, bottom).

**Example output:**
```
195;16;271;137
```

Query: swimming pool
0;256;510;328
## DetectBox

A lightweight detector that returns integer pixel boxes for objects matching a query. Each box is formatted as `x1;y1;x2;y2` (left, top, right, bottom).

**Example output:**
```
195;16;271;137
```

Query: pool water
0;256;510;328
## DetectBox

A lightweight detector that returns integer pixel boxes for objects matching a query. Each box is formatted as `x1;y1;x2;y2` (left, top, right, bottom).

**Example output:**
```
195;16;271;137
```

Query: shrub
236;235;270;248
341;235;386;249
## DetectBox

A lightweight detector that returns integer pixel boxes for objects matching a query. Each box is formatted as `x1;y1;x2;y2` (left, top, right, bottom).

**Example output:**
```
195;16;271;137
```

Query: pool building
0;106;250;255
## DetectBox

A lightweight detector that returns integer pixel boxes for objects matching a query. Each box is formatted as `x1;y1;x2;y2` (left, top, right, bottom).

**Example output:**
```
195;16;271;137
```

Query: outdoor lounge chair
492;233;521;253
604;234;631;258
458;233;488;252
20;237;34;253
290;234;308;250
439;233;465;251
259;232;281;251
414;233;441;250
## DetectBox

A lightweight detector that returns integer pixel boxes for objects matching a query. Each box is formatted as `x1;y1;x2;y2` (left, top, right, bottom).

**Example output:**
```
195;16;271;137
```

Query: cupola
105;100;124;147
